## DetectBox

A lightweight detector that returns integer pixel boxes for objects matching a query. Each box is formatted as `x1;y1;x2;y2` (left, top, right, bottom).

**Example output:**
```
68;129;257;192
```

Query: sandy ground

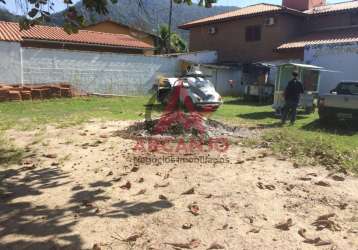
0;120;357;250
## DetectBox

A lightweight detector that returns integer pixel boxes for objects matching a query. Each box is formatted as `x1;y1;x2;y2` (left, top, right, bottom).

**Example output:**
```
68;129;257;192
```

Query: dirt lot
0;120;357;250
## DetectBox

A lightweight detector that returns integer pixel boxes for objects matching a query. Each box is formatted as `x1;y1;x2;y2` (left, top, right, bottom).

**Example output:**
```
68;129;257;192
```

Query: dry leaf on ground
182;187;195;195
207;242;225;249
137;177;144;183
303;237;332;246
182;223;193;230
131;167;139;172
134;189;146;196
159;194;168;200
315;181;331;187
92;243;101;250
247;228;261;234
165;239;201;249
331;175;345;181
312;219;341;231
275;218;294;231
43;153;57;159
299;177;312;181
257;182;275;190
120;181;132;190
154;182;170;188
123;233;143;242
298;229;332;246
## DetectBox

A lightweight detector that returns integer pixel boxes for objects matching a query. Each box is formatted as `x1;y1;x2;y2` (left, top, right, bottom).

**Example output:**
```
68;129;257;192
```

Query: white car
156;68;223;111
318;81;358;122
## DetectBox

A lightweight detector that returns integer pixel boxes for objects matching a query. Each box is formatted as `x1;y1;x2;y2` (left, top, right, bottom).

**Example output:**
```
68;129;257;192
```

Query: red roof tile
0;21;22;42
0;21;153;49
304;0;358;14
180;4;282;29
179;3;303;29
277;29;358;50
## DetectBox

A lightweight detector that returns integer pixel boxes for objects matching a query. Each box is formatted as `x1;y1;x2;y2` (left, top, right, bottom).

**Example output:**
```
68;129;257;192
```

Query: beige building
83;20;157;55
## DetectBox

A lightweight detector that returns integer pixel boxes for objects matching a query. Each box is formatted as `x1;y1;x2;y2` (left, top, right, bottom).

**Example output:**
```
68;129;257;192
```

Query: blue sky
1;0;348;14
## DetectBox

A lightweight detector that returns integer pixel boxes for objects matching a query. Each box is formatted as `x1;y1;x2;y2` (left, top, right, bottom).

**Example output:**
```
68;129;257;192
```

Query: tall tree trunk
167;0;173;54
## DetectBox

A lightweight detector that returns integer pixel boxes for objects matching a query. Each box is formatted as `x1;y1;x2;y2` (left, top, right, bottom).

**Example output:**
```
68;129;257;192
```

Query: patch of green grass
0;96;356;172
213;98;277;125
264;129;358;173
216;97;358;173
0;96;159;131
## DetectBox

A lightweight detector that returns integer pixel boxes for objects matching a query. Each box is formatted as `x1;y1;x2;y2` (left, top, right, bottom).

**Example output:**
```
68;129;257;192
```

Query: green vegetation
0;96;357;172
264;129;358;172
215;97;358;173
0;135;24;166
157;25;188;54
0;96;153;131
215;98;358;150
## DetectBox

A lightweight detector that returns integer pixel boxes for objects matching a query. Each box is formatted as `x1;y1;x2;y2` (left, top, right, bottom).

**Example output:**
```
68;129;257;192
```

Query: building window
245;25;261;42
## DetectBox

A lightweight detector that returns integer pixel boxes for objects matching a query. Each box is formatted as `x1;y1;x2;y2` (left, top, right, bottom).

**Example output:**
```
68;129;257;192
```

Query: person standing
281;71;304;125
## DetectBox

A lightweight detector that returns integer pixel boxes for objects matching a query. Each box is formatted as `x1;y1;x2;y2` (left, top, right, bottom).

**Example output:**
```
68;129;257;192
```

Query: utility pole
167;0;173;54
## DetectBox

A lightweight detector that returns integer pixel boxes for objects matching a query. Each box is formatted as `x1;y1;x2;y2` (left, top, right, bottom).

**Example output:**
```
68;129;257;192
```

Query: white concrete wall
21;47;181;95
200;66;242;96
264;59;302;86
0;41;22;84
0;43;237;96
177;51;218;64
304;43;358;94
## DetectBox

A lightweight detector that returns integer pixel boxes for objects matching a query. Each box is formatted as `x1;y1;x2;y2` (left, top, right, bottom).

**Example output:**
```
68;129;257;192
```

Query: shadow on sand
0;161;173;249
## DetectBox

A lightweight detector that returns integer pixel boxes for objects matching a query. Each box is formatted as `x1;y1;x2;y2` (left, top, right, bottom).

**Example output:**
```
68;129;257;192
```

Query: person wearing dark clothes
281;72;304;125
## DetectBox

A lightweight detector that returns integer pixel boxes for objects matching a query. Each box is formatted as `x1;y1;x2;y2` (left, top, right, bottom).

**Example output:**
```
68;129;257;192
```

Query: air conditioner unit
264;17;275;26
208;27;217;35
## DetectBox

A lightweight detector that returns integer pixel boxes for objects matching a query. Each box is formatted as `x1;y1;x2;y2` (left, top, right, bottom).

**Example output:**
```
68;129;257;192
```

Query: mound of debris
116;111;256;140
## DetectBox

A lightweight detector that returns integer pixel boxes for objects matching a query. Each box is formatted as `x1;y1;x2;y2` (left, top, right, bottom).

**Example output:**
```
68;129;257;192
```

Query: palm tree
157;25;187;54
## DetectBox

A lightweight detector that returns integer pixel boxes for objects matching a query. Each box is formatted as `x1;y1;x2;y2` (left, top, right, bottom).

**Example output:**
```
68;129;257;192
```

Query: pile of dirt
115;112;256;140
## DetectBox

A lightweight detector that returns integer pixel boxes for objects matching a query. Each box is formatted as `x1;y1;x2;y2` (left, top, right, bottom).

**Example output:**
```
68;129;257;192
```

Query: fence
22;47;181;96
0;41;181;95
0;42;245;96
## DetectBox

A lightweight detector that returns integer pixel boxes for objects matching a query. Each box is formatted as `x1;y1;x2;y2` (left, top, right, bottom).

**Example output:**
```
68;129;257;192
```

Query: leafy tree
0;0;217;32
171;32;187;53
157;25;187;54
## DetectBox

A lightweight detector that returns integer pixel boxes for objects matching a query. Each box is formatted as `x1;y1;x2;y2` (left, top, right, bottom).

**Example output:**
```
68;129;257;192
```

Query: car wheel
318;113;333;125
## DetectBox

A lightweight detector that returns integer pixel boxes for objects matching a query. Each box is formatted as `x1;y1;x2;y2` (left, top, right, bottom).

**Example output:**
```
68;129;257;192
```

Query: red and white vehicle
155;66;223;111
